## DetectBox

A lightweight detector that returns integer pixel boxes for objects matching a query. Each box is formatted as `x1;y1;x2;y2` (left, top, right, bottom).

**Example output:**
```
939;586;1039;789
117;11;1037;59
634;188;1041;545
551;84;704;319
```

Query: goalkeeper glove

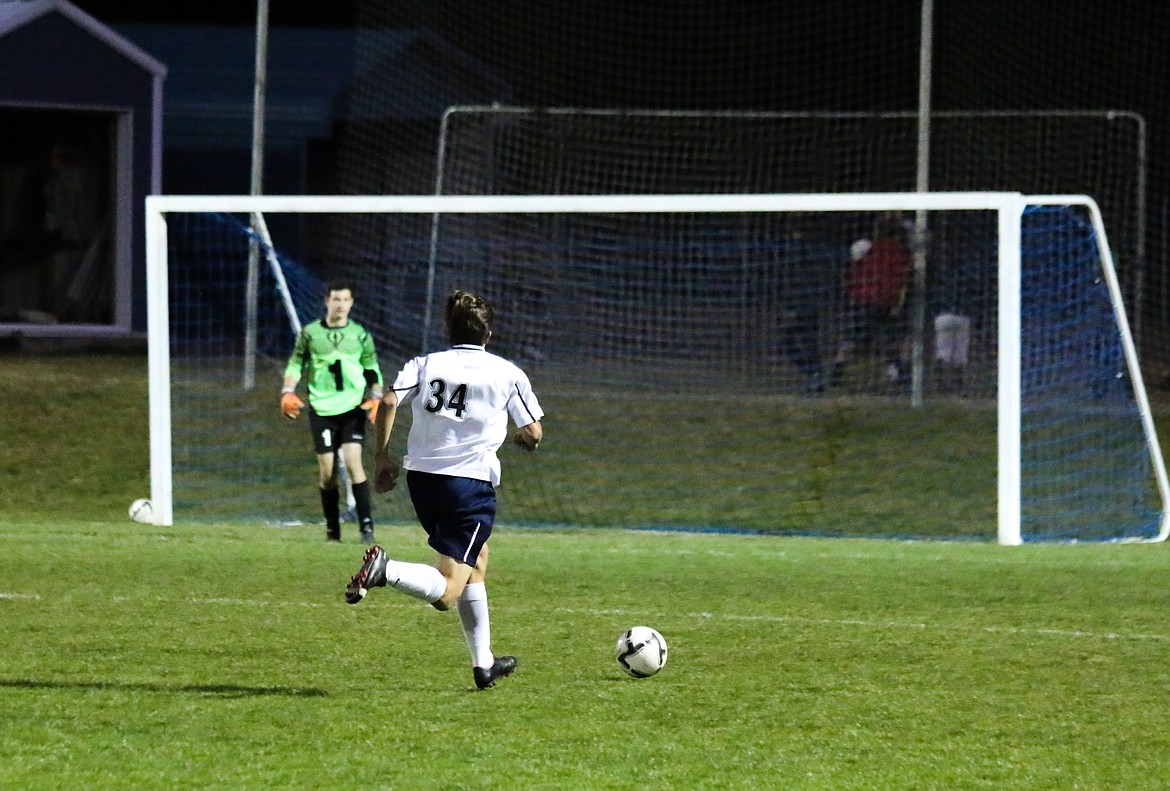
280;391;304;420
360;390;383;425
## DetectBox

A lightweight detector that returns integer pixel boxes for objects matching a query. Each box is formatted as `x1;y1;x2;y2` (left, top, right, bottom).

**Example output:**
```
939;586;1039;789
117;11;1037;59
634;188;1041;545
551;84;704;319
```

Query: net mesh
160;199;1162;541
316;1;1168;389
1020;206;1160;539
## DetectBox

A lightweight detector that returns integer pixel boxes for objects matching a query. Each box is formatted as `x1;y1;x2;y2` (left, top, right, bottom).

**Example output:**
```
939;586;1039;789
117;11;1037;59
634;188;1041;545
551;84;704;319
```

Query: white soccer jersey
392;344;543;486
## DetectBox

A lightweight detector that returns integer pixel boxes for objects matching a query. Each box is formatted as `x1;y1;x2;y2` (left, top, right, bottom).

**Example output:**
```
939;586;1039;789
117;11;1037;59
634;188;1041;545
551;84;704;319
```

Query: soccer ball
128;498;153;524
615;626;668;678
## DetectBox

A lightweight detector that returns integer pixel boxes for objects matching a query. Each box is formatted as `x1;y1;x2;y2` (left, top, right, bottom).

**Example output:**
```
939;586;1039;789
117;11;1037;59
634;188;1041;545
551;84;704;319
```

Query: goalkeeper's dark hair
325;281;354;296
446;290;493;345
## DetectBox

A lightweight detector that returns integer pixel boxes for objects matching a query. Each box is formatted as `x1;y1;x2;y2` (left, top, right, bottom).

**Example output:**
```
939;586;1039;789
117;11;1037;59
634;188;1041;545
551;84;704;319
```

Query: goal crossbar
144;192;1170;545
148;192;1025;215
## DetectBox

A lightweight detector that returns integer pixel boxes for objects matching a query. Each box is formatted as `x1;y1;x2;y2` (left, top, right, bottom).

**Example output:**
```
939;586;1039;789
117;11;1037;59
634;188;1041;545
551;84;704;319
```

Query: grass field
3;352;1170;788
162;350;1168;541
3;522;1170;789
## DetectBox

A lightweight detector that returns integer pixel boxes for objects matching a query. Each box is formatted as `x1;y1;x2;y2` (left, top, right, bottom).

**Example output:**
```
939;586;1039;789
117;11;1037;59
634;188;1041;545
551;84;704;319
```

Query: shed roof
113;24;512;149
0;0;165;76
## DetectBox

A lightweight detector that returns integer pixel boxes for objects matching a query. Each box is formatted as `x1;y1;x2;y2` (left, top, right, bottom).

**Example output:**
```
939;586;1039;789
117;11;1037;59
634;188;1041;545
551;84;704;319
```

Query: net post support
996;196;1024;546
145;197;174;527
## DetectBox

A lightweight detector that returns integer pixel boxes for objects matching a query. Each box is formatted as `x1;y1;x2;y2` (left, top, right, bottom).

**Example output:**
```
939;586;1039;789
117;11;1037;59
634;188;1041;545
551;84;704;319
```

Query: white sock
458;582;494;668
384;558;447;603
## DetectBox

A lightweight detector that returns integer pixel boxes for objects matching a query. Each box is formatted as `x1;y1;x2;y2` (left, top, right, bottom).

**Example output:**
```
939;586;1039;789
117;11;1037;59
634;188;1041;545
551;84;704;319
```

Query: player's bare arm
373;390;400;492
512;420;542;452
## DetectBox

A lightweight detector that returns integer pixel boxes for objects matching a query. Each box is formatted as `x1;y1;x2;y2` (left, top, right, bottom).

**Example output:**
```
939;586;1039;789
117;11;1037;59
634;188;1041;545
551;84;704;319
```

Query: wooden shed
0;0;164;340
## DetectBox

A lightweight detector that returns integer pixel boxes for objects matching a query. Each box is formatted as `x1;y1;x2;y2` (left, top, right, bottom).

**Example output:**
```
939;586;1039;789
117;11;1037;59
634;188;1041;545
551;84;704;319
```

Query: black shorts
307;406;367;454
844;303;902;349
406;470;497;567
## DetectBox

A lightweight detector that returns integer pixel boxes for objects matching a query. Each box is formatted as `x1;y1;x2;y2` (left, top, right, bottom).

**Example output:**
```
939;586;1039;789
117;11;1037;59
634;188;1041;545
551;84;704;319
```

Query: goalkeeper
281;282;383;543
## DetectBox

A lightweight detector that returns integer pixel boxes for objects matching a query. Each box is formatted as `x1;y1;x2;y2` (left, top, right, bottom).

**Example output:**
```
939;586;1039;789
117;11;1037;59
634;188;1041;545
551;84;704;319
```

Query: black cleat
473;656;518;690
359;527;376;544
345;545;388;604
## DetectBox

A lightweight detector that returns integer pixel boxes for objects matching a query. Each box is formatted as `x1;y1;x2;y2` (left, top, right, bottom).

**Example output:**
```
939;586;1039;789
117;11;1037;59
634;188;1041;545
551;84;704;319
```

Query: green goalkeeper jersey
284;319;382;417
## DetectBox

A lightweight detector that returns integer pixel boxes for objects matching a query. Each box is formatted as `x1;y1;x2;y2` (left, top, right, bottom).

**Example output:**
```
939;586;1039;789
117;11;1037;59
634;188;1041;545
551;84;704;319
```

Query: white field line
550;607;1170;642
5;592;1163;644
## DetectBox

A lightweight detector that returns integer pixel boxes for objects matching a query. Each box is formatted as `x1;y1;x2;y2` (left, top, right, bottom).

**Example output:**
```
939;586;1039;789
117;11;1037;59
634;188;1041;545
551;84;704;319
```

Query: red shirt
847;236;911;309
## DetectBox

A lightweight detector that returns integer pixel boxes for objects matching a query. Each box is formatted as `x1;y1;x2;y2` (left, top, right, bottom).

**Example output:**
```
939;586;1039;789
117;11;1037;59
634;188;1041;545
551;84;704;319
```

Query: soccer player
281;282;383;543
829;213;914;388
344;290;544;690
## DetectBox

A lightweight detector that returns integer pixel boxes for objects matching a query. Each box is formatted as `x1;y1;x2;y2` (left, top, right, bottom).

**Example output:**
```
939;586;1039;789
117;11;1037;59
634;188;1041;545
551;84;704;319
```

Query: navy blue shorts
406;471;496;567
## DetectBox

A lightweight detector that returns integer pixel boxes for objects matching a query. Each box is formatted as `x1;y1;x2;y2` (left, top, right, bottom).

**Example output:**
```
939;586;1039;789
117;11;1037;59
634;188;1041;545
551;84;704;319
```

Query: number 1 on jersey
328;359;344;390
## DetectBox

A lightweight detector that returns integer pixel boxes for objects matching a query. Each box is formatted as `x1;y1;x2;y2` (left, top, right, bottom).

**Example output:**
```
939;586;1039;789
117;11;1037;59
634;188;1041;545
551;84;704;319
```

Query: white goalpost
144;191;1169;545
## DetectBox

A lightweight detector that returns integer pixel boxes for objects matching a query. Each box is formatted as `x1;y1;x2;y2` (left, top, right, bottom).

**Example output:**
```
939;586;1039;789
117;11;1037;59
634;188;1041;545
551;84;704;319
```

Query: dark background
67;0;1168;215
53;0;1170;362
65;0;1169;198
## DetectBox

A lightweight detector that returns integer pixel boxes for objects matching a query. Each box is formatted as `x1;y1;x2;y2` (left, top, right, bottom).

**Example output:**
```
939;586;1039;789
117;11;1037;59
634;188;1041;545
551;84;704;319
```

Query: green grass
2;522;1170;789
511;391;1001;535
0;354;150;520
3;352;1170;788
21;350;1149;540
156;352;1169;540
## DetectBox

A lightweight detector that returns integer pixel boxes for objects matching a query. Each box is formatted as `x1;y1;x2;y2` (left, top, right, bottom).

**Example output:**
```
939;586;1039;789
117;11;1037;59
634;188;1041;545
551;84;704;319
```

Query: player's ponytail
446;290;493;345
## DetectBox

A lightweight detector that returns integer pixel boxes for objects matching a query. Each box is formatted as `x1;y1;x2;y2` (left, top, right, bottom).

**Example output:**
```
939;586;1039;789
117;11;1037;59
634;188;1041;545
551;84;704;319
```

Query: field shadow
0;678;327;698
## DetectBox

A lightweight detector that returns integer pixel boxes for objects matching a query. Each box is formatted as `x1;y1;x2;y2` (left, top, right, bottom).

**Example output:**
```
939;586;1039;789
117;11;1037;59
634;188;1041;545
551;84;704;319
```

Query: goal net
145;192;1168;545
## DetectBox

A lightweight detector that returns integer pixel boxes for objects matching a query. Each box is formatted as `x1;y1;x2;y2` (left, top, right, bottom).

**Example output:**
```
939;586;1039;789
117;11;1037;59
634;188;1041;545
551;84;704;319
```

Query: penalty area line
550;606;1170;643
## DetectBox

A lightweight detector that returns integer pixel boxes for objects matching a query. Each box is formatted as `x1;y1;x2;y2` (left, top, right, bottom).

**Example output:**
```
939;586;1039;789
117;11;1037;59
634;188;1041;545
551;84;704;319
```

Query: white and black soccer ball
615;626;668;678
128;498;153;524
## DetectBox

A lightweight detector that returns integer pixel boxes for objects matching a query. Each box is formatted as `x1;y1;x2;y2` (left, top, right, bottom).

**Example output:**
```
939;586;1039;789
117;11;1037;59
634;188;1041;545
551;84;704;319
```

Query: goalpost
144;192;1169;545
